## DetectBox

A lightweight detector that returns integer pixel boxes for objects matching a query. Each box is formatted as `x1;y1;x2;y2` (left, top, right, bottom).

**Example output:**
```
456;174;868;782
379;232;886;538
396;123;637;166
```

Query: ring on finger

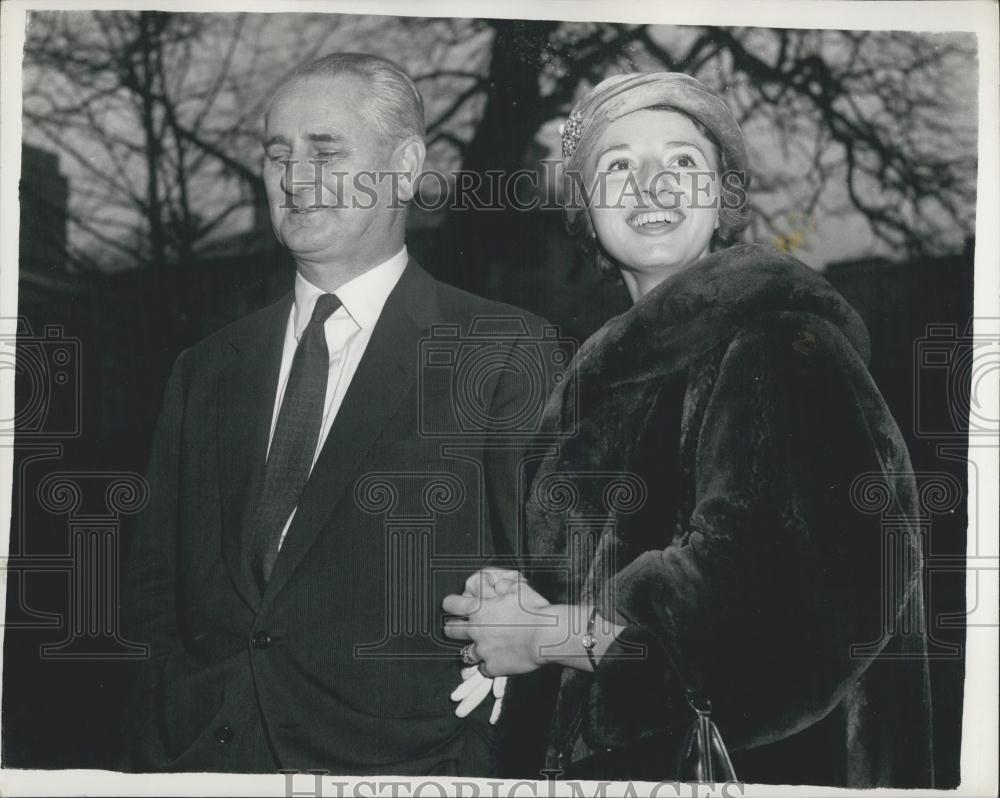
460;643;479;666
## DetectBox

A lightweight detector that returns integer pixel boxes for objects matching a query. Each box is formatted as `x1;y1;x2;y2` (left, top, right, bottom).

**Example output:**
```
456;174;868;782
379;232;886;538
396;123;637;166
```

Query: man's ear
392;136;427;203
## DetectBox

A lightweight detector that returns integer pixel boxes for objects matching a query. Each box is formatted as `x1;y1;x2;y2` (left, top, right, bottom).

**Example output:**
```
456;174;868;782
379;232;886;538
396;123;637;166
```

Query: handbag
662;630;738;782
560;646;738;782
675;688;738;782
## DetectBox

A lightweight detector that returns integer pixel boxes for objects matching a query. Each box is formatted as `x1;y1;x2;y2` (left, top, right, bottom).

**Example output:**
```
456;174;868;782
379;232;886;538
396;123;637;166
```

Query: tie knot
311;293;341;324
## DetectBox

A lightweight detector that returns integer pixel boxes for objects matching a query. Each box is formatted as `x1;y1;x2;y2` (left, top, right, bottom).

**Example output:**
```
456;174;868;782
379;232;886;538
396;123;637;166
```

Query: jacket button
252;631;271;649
214;725;234;745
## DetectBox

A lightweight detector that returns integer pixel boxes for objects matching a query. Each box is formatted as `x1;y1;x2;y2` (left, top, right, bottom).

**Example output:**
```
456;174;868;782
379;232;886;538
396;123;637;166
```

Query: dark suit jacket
122;260;555;774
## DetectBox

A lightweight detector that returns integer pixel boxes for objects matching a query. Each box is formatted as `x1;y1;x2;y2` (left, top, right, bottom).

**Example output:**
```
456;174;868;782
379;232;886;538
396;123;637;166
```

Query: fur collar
569;243;870;391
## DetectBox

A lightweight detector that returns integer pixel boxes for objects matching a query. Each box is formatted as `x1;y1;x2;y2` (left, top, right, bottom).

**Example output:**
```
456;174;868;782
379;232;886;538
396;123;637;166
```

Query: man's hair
276;53;425;146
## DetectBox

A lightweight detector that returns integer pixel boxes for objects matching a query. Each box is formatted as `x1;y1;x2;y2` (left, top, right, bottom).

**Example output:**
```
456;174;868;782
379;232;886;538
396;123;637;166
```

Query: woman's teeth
628;210;683;228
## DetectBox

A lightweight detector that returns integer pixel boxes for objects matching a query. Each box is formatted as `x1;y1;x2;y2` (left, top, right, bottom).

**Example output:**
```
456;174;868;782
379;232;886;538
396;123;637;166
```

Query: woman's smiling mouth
627;209;685;231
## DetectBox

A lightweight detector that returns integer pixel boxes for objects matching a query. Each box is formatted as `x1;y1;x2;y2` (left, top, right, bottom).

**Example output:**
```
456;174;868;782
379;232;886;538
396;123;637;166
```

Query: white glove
449;567;520;723
451;665;507;724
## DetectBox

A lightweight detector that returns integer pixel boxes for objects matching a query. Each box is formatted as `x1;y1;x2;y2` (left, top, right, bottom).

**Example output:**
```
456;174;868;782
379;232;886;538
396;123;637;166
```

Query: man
122;53;555;775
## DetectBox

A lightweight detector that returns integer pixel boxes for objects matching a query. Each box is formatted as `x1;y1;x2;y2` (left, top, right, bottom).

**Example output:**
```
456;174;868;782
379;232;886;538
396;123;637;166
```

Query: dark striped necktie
249;292;341;589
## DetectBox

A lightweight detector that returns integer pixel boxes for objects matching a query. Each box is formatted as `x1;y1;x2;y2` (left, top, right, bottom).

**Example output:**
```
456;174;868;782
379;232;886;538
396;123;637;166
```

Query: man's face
262;74;399;267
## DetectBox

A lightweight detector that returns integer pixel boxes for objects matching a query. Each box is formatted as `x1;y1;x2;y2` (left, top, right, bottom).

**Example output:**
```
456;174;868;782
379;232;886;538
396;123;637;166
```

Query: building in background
19;144;68;278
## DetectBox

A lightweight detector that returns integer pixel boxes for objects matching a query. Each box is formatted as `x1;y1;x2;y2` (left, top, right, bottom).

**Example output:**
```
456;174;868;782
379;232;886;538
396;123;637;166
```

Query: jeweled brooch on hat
559;109;585;160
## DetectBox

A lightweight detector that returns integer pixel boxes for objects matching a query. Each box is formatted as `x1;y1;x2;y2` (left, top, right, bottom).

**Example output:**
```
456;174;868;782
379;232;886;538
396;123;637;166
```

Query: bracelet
582;606;599;672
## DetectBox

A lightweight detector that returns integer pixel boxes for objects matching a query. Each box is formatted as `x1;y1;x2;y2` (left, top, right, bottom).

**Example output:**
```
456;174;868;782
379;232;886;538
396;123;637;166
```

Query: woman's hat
560;71;748;181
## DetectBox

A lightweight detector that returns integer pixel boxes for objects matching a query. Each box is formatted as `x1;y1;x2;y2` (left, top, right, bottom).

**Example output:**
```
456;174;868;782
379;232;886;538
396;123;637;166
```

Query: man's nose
279;156;326;207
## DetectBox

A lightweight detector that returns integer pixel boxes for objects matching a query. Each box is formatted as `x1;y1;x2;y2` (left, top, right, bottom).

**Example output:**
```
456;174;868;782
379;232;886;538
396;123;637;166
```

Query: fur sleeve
595;312;921;748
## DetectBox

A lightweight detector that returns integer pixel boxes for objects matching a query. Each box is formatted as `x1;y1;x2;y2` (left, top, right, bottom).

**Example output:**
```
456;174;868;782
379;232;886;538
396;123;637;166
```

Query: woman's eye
673;154;696;168
607;159;633;172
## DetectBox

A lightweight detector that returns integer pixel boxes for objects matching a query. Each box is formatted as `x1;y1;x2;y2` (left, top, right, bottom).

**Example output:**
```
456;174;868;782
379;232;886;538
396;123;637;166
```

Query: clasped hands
442;568;552;722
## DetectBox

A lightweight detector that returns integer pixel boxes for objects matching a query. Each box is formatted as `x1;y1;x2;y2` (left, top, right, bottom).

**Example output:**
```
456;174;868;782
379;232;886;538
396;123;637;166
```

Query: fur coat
498;243;933;788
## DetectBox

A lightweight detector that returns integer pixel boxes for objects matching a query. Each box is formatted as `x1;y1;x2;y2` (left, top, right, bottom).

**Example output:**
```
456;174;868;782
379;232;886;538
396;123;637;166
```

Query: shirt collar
292;246;408;339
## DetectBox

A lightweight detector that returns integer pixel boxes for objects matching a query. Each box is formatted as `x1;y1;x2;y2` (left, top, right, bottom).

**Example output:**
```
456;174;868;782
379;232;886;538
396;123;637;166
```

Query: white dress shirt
269;246;408;549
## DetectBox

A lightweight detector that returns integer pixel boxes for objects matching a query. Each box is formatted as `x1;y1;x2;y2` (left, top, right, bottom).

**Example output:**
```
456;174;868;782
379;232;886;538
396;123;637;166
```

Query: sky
19;11;980;273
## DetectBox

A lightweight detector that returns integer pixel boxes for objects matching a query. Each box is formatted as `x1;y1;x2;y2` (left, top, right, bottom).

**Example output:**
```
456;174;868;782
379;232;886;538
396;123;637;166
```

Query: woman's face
588;109;721;282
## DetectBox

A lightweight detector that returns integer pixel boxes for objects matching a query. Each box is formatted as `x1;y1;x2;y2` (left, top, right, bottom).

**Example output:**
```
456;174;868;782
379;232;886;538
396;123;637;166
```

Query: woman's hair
567;104;751;280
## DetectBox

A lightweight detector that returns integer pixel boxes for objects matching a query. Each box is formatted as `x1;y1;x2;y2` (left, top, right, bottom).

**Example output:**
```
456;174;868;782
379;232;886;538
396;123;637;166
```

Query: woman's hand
443;579;553;677
446;568;523;720
460;567;524;600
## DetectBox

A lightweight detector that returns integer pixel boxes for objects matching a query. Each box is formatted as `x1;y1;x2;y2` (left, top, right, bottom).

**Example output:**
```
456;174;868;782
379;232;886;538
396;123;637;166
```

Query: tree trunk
431;19;557;293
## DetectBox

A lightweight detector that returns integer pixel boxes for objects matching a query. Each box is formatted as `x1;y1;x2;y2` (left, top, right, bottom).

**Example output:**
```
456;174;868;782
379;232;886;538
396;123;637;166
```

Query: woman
443;73;933;787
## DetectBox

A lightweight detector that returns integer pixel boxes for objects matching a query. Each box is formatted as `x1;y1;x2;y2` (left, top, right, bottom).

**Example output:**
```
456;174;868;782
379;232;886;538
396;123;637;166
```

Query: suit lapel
218;293;292;610
260;260;440;612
